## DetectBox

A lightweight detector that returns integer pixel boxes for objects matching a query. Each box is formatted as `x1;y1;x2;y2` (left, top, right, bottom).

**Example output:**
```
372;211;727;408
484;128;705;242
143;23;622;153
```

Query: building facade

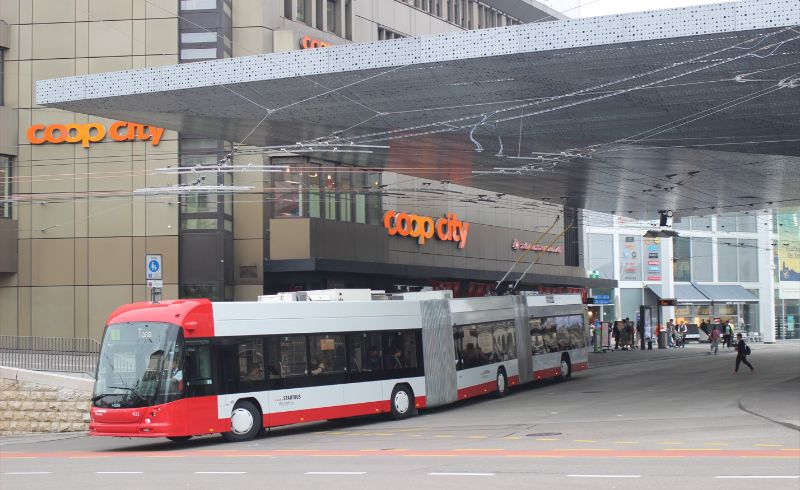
0;0;584;341
582;209;793;341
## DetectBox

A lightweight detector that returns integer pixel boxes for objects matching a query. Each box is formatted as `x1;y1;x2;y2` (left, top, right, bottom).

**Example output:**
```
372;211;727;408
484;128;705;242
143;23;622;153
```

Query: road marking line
309;454;361;457
715;476;799;479
502;437;520;440
4;472;52;475
781;448;800;451
429;472;495;476
403;454;455;457
665;448;721;451
96;471;143;474
568;474;641;478
373;433;392;436
195;471;247;474
755;444;783;447
555;448;612;452
305;472;366;475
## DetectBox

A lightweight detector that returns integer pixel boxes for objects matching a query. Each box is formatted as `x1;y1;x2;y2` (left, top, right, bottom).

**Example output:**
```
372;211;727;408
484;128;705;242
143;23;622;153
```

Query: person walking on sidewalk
733;333;754;374
723;320;733;349
709;325;721;355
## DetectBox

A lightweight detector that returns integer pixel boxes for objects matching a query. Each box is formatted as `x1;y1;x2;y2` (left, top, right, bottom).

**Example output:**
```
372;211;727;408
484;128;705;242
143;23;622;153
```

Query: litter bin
648;339;653;350
658;331;668;349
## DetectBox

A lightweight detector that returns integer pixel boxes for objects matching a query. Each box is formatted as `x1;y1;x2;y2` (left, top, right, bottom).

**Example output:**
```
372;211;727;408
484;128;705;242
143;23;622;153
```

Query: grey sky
580;0;739;17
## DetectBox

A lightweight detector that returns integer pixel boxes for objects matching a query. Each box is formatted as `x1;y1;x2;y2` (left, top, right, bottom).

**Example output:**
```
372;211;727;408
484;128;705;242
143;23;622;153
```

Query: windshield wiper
91;393;121;403
108;386;149;403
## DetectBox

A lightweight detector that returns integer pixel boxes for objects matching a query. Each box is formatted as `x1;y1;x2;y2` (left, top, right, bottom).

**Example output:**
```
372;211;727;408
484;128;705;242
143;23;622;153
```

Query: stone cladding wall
0;368;93;435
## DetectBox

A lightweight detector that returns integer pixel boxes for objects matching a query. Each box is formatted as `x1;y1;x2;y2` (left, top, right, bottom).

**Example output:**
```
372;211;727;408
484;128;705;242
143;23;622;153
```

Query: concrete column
336;0;345;37
757;211;776;342
660;237;675;326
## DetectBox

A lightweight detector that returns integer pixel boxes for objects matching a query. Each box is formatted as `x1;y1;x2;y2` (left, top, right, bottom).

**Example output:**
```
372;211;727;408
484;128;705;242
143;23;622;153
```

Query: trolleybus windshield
93;322;184;409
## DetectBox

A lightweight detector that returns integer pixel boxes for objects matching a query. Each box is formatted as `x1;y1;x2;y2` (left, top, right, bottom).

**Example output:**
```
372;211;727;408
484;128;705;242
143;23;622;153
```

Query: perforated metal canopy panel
37;0;800;217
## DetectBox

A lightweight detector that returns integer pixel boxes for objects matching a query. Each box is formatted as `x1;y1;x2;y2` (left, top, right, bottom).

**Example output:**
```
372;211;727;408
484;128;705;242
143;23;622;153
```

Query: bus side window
184;343;213;397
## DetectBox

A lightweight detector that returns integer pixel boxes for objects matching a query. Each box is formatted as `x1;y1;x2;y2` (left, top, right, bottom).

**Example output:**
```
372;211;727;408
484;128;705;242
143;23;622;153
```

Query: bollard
658;331;668;349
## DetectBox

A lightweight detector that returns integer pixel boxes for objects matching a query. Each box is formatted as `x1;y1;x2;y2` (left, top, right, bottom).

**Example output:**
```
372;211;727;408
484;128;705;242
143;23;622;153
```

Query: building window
326;0;336;32
739;239;758;282
718;239;738;282
691;237;713;281
0;49;4;106
180;0;217;10
673;236;691;282
345;0;353;39
378;27;405;40
297;0;307;23
1;156;10;218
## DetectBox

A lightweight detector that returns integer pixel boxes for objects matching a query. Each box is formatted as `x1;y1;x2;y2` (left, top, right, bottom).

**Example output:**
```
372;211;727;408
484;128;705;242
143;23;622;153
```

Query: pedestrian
679;321;687;348
722;320;732;349
733;333;754;374
625;318;635;350
667;319;675;348
709;325;721;355
613;322;621;350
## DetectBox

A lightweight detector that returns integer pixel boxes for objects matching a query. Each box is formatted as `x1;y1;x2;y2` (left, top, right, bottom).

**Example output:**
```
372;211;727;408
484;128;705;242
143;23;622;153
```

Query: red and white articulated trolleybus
90;290;588;442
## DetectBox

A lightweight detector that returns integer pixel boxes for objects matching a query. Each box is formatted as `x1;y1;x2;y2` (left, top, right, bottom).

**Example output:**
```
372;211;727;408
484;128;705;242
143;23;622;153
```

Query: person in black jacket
734;333;754;374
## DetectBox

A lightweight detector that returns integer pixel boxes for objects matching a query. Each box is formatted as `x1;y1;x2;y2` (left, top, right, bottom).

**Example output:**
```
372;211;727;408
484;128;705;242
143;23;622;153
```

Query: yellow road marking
373;433;392;436
664;448;721;451
780;448;800;451
403;454;456;458
755;444;783;447
554;448;612;452
309;454;361;457
502;436;520;440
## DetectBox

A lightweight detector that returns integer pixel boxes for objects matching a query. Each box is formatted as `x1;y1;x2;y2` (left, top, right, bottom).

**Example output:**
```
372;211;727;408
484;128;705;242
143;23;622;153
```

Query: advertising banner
778;211;800;300
644;237;661;281
620;235;641;281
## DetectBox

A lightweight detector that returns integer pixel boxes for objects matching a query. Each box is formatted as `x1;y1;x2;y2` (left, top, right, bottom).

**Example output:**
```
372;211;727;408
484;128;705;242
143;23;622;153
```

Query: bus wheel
495;368;508;397
222;400;262;442
390;384;415;420
166;436;192;442
558;354;572;381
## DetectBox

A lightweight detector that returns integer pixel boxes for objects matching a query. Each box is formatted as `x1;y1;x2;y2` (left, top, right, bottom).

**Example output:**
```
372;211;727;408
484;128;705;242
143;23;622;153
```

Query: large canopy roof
37;0;800;218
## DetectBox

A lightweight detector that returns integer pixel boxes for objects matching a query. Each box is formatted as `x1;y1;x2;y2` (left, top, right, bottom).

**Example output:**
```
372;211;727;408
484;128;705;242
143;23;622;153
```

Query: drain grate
526;432;562;437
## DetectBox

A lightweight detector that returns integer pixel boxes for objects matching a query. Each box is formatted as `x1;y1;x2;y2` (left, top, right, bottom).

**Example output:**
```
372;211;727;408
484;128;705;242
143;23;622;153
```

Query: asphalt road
2;342;799;489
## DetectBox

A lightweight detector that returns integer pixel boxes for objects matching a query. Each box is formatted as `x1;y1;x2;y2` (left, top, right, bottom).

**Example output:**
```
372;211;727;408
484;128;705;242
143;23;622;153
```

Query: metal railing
0;336;100;376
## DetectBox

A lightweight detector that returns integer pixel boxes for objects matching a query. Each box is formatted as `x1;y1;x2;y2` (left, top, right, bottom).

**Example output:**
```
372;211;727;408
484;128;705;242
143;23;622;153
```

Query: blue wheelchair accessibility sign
145;254;162;280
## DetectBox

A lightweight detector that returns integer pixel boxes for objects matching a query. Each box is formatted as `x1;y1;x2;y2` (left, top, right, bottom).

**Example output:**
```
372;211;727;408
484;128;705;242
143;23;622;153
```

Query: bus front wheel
222;400;262;442
390;384;415;420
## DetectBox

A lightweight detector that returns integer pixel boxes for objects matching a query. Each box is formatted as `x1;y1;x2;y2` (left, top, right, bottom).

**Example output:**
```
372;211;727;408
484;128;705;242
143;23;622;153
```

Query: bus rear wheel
390;384;415;420
558;354;572;381
495;368;508;397
222;400;262;442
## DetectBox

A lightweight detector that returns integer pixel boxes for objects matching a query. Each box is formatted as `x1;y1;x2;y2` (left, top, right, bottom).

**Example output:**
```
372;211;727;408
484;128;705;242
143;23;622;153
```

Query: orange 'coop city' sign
27;121;165;148
383;210;470;249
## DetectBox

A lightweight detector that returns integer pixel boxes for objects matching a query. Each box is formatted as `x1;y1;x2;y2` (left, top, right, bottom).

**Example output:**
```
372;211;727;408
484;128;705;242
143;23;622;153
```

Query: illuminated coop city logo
27;121;165;148
383;211;469;249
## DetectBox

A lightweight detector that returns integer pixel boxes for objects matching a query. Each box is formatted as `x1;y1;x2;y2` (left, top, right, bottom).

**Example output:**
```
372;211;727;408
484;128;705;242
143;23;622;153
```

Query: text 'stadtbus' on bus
90;290;589;442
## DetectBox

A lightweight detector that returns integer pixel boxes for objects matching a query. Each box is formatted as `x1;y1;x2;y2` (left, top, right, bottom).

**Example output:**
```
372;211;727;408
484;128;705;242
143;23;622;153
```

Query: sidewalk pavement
588;341;738;368
738;376;800;430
